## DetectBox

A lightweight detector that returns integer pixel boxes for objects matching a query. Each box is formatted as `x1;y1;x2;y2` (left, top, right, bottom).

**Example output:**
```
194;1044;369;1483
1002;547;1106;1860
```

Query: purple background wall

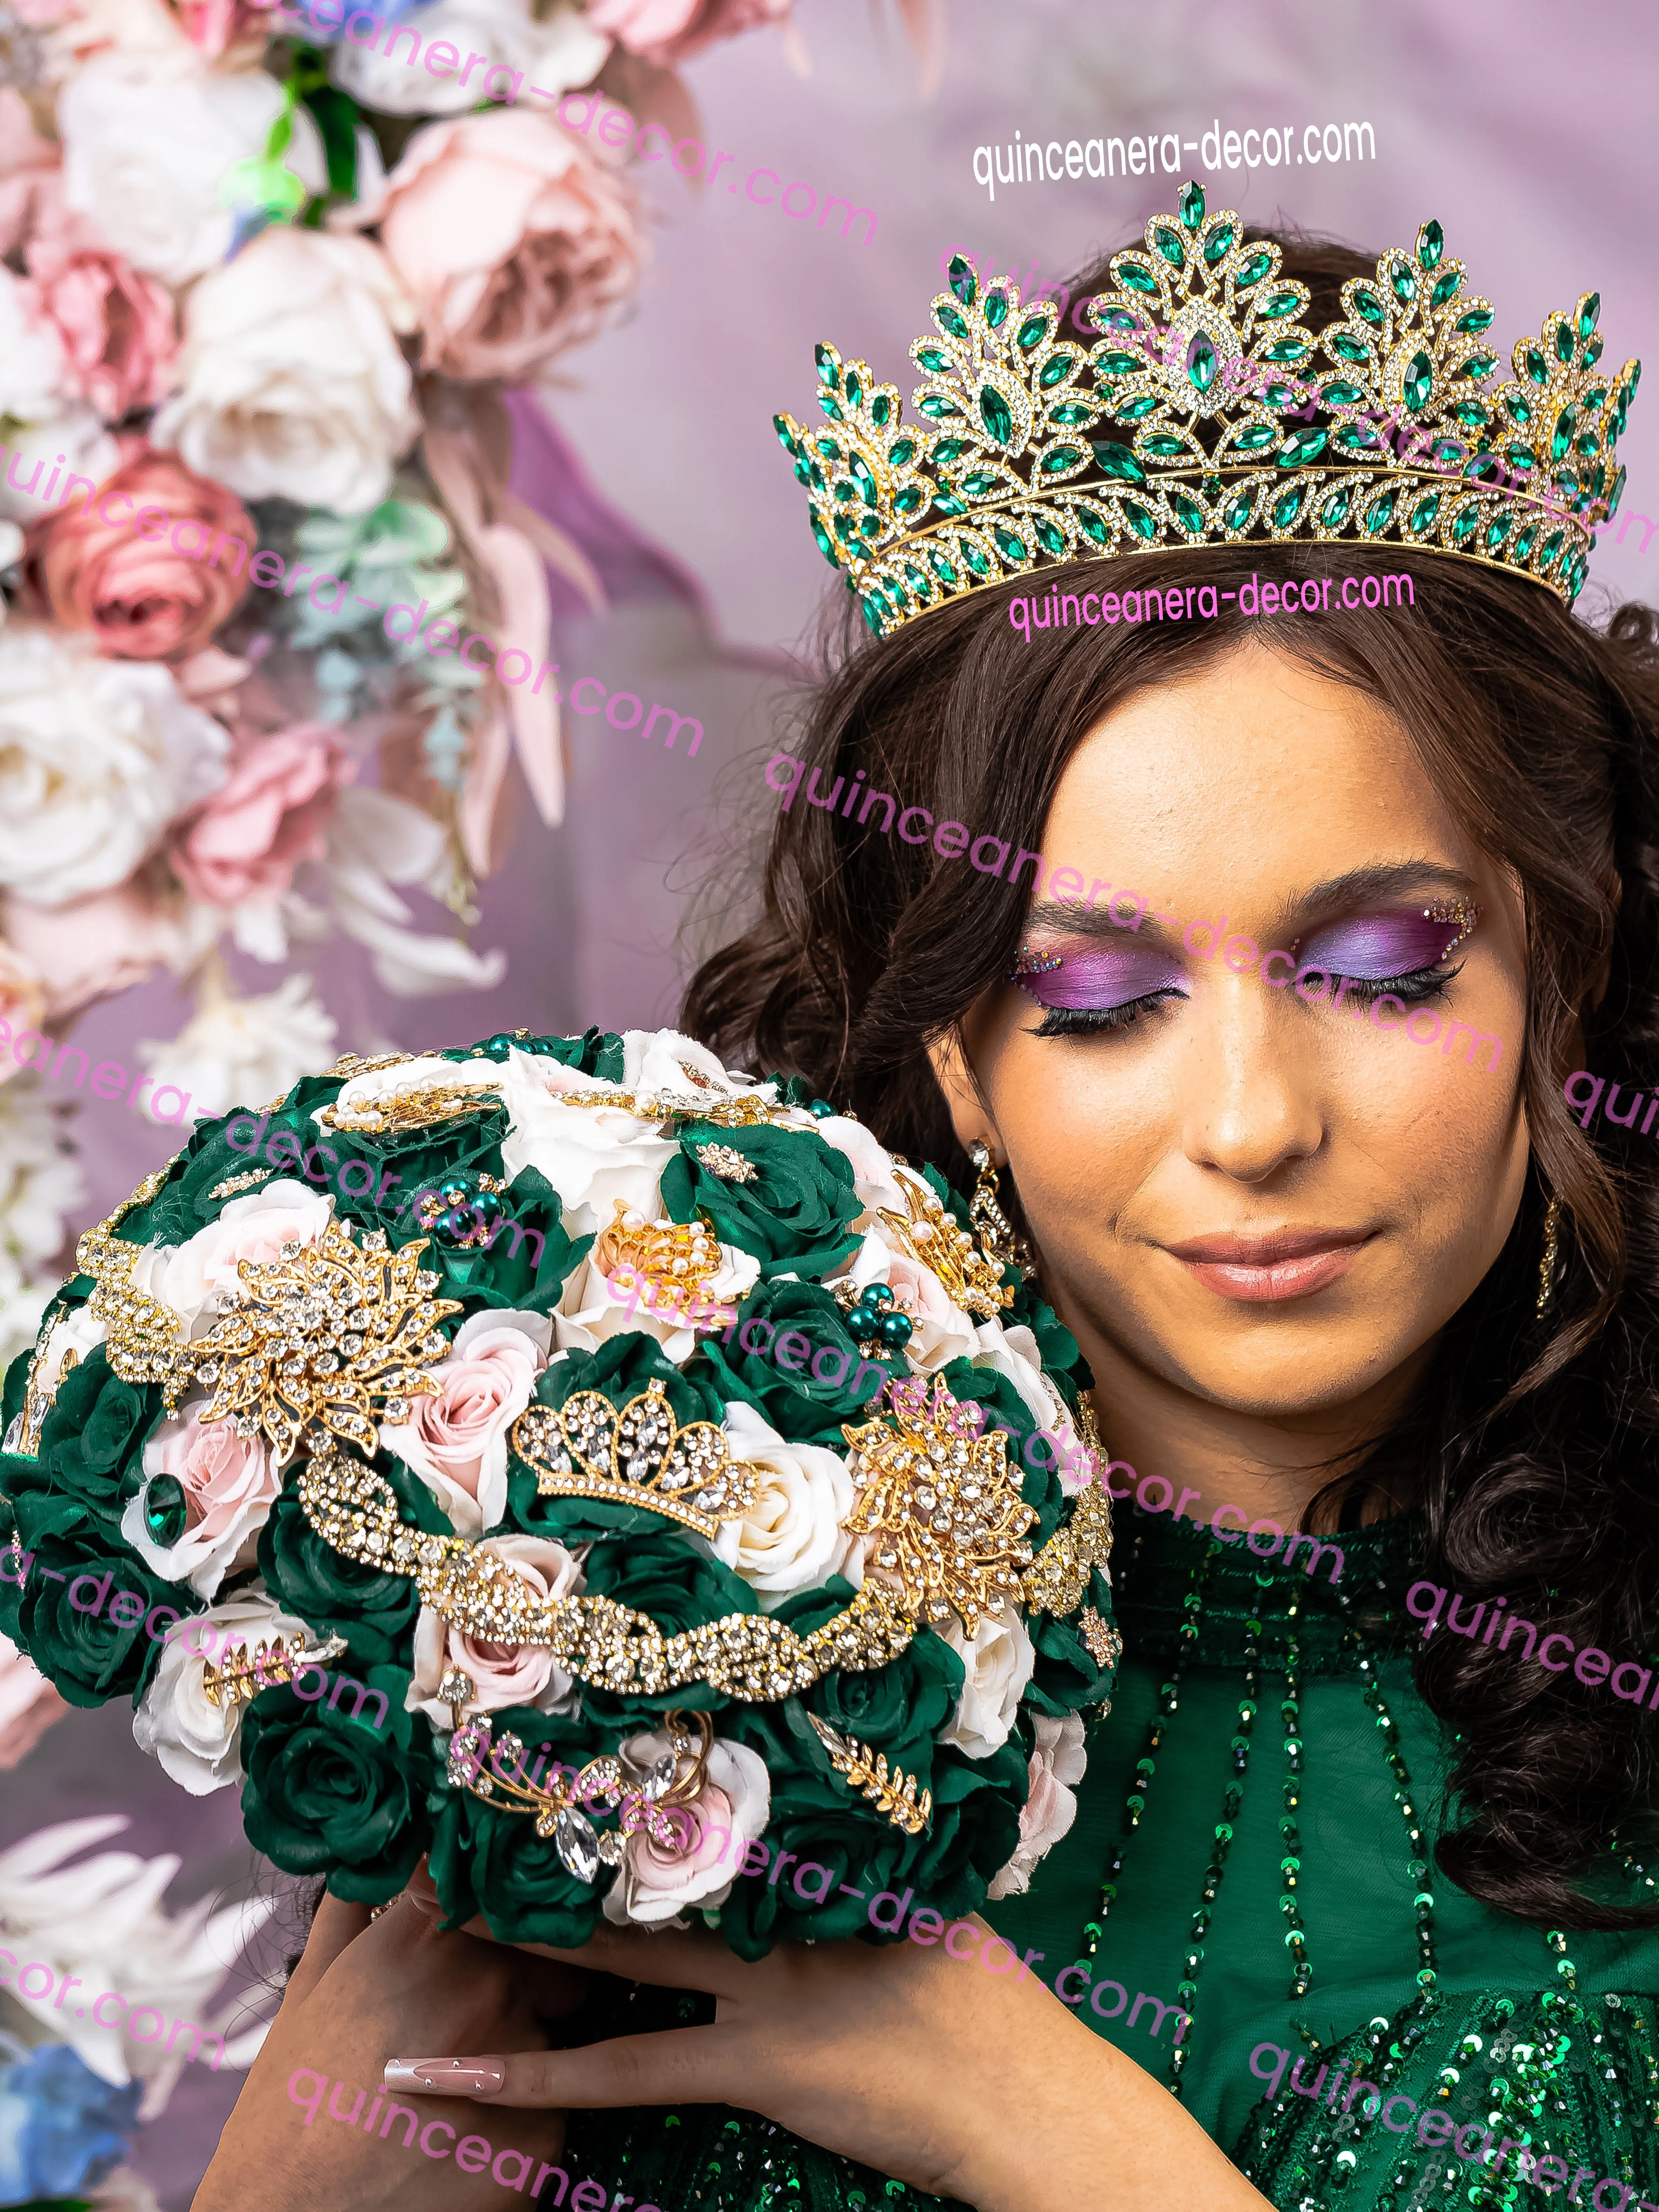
7;1;1651;2199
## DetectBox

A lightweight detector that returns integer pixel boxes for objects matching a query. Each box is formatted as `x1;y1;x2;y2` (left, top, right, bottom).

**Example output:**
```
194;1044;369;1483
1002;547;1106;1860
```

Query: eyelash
1025;961;1464;1039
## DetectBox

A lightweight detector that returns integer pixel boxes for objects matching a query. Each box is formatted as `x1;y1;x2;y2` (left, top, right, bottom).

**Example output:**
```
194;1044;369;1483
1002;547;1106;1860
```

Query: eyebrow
1023;860;1483;955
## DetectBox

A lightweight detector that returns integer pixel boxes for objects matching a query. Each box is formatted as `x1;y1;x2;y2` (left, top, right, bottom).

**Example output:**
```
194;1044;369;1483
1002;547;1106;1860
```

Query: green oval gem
1187;332;1217;394
984;289;1008;329
930;550;958;583
849;454;878;506
1320;380;1364;408
901;562;932;601
1117;261;1158;296
1075;504;1110;546
960;538;990;576
1093;439;1146;483
1276;426;1328;467
1539;529;1565;570
811;518;837;564
1115;392;1161;422
1320;485;1354;529
1178;180;1206;231
1505;443;1536;475
1578;291;1601;338
1152;225;1185;269
1203;221;1236;265
1455;305;1493;334
1048;401;1093;426
946;255;976;305
1233;422;1278;452
1390;260;1418;305
144;1475;189;1546
937;303;969;341
916;345;950;373
860;595;884;633
1122;500;1157;542
1039;444;1083;474
931;492;966;517
1484;512;1512;551
933;439;967;462
1352;285;1385;327
992;527;1027;562
917;395;959;420
1363;487;1399;533
1142;434;1187;458
1431;269;1463;307
1513;523;1538;563
1555;321;1576;365
892;486;925;516
1038;351;1076;388
1334;423;1381;452
1503;394;1533;426
1609;465;1628;517
1564;552;1588;596
871;394;891;426
814;343;840;390
1260;288;1301;320
1222;491;1255;531
1168;489;1205;537
1330;332;1372;364
1456;352;1497;381
888;436;916;467
1016;314;1049;351
1235;250;1273;289
1270;484;1305;529
1525;347;1550;386
1551;408;1576;461
960;471;999;496
979;385;1014;443
1449;501;1482;547
1402;351;1433;411
1417;219;1444;268
845;371;863;407
1034;517;1067;556
1262;339;1308;364
1098;350;1145;380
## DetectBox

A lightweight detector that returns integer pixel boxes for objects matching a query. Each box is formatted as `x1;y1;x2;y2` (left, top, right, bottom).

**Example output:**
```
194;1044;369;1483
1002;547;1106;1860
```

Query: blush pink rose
169;727;348;909
145;1181;335;1333
22;231;178;422
370;110;645;382
381;1315;548;1535
135;1397;282;1594
602;1731;771;1926
23;448;255;661
410;1533;584;1720
587;0;791;67
1;881;199;1020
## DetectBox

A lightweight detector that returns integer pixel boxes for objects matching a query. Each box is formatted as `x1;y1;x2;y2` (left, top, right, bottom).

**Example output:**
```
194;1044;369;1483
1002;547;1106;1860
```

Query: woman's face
936;639;1532;1427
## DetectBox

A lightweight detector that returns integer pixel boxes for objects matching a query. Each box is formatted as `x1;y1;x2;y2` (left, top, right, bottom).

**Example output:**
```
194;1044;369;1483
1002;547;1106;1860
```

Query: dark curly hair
680;226;1659;1931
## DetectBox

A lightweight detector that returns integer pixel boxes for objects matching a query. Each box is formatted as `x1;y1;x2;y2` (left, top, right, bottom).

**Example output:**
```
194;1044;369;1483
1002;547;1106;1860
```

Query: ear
925;1029;1002;1160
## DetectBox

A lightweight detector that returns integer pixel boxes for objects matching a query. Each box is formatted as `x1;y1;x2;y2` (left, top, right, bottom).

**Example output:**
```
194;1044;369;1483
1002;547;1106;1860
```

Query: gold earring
1537;1193;1562;1316
968;1141;1032;1279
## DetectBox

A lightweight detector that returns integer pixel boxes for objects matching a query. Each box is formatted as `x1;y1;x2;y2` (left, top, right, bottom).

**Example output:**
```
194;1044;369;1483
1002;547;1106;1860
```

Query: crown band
775;181;1638;637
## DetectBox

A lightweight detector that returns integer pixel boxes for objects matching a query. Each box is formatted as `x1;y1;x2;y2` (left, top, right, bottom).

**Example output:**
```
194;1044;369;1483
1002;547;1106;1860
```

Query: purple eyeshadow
1014;947;1188;1012
1296;910;1467;980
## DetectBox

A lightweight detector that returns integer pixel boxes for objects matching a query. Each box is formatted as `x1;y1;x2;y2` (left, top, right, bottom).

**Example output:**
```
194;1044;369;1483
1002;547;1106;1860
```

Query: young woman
192;219;1659;2212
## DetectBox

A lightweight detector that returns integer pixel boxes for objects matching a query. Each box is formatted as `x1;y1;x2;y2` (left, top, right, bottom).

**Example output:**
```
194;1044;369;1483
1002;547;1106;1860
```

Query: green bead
144;1475;189;1546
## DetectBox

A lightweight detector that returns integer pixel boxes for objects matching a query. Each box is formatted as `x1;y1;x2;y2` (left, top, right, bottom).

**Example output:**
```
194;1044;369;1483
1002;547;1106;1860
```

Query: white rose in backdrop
0;628;227;905
0;1072;84;1271
58;54;325;287
151;228;418;515
328;0;610;117
0;268;117;526
136;973;338;1125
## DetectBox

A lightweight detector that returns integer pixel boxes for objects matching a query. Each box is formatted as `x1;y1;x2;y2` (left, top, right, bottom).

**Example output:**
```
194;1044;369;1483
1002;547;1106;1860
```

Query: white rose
59;54;327;287
614;1029;811;1124
135;1178;334;1340
553;1236;758;1365
601;1727;770;1928
986;1711;1087;1901
2;1299;104;1456
137;975;339;1128
329;0;610;118
151;227;418;515
0;629;228;907
970;1320;1095;1493
379;1308;550;1536
0;265;72;423
499;1048;680;1241
709;1399;862;1606
132;1584;313;1794
0;1071;88;1269
937;1603;1036;1759
407;1529;584;1728
810;1111;911;1215
0;403;118;530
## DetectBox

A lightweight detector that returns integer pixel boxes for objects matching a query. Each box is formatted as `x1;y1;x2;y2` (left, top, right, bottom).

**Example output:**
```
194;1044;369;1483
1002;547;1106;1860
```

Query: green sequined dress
560;1509;1659;2212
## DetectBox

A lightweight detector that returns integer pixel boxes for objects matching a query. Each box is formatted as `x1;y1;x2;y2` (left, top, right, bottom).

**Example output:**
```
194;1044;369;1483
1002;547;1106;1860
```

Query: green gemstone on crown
1167;489;1206;537
929;550;958;584
980;384;1015;444
1539;529;1565;570
1034;517;1067;556
1234;422;1278;452
960;538;990;576
1364;487;1399;533
934;439;968;462
1093;441;1146;484
1352;286;1386;328
1402;352;1433;412
1408;492;1441;533
1178;180;1206;231
1455;306;1493;335
1270;484;1306;530
918;395;960;420
1039;352;1076;389
1329;333;1372;365
1049;402;1093;426
1449;501;1482;547
916;345;950;373
946;256;976;305
1222;490;1255;531
1141;435;1186;458
1578;292;1601;338
1502;393;1532;426
1262;339;1309;364
1074;504;1110;546
849;455;878;506
984;290;1008;329
1551;408;1577;461
1418;220;1444;269
811;518;837;565
1204;224;1236;268
1555;322;1575;365
1320;380;1363;407
1431;270;1463;307
1153;226;1185;269
1563;551;1588;597
992;527;1027;562
1122;501;1157;541
937;302;969;342
1524;347;1549;386
1187;333;1217;393
1484;512;1512;551
892;487;926;516
1505;443;1536;475
1115;393;1161;422
1016;314;1049;351
1390;261;1417;305
888;436;916;466
144;1474;189;1546
1455;352;1496;381
1260;289;1300;320
1320;485;1355;529
1235;250;1273;289
1099;351;1145;379
1276;426;1328;467
1512;523;1538;563
845;372;864;408
860;594;884;633
872;394;892;426
1039;445;1084;475
1334;423;1381;452
1118;262;1159;296
1609;465;1628;516
815;344;840;390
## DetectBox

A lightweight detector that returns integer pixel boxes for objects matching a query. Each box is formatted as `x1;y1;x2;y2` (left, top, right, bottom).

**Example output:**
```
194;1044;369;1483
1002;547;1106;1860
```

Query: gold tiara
774;180;1638;635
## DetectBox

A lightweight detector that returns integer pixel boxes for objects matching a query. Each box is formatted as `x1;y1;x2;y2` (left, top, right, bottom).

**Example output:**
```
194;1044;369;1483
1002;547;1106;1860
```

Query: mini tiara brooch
509;1377;759;1539
776;179;1636;635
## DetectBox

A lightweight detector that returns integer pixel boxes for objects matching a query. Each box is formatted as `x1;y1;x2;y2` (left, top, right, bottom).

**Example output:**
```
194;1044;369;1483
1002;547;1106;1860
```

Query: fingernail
383;2058;505;2094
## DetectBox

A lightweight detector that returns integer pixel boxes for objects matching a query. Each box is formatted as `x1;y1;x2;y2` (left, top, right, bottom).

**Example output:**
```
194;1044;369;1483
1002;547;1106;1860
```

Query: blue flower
0;2043;140;2206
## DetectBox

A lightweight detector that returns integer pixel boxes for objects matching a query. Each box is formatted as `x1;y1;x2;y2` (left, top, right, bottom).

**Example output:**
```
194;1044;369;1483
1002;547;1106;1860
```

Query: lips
1162;1226;1375;1305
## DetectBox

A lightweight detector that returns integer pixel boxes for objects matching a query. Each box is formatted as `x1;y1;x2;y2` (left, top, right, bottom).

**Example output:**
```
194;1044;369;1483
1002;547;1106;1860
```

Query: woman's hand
384;1913;1272;2212
191;1872;584;2212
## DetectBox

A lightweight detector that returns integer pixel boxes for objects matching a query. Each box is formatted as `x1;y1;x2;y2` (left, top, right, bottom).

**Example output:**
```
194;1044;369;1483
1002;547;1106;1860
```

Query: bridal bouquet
0;1026;1117;1956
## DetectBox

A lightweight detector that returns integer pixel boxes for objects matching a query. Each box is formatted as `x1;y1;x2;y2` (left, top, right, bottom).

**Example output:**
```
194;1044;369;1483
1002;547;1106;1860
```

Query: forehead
1043;640;1475;884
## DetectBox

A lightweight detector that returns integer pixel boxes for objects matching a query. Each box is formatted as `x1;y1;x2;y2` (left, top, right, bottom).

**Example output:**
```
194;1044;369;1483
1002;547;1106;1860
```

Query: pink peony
1;880;199;1020
169;727;347;909
23;447;255;661
0;939;47;1086
587;0;791;67
22;232;178;423
370;110;645;382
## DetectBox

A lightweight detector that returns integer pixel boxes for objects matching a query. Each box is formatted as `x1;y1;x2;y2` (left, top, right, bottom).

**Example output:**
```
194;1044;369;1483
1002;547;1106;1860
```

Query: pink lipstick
1161;1226;1376;1304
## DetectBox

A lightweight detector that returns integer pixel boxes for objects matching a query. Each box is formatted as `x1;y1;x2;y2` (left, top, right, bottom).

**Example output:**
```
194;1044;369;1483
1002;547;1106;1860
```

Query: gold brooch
201;1631;348;1710
509;1378;759;1540
842;1372;1037;1634
315;1075;506;1138
75;1163;196;1409
807;1713;932;1835
1076;1605;1122;1672
592;1201;736;1330
1021;1482;1115;1620
875;1167;1013;1320
294;1445;918;1700
190;1221;464;1466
